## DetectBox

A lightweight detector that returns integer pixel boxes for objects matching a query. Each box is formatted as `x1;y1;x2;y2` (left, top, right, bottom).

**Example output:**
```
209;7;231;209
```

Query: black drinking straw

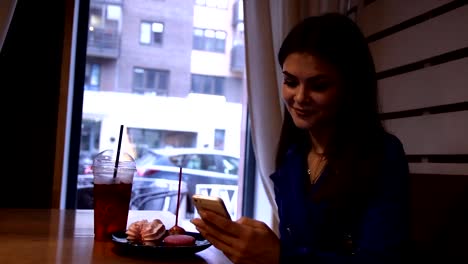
175;166;182;226
113;125;124;179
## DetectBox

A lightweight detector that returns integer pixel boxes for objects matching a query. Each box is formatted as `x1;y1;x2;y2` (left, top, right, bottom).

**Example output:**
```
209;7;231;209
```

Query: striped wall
352;0;468;260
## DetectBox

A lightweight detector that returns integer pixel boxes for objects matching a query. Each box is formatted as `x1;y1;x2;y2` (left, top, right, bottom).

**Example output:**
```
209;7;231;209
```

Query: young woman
192;13;410;264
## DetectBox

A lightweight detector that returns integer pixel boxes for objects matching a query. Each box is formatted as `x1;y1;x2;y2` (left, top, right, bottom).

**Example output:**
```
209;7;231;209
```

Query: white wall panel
384;111;468;155
409;163;468;175
369;5;468;72
359;0;452;37
379;57;468;113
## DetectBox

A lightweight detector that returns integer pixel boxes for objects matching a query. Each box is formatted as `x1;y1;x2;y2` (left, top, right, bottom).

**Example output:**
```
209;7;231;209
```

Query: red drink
93;182;133;241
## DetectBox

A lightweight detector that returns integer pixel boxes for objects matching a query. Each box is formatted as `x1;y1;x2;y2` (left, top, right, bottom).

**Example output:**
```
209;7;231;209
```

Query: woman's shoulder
269;144;304;181
382;131;407;160
379;131;409;185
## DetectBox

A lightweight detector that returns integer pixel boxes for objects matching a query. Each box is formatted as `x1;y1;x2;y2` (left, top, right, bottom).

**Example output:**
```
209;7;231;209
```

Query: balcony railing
86;27;120;59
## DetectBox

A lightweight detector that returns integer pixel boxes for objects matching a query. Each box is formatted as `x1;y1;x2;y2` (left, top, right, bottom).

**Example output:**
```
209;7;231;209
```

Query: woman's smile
292;107;316;117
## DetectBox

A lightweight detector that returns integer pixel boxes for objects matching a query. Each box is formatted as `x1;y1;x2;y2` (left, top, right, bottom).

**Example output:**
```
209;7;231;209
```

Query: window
88;4;121;51
133;67;169;95
193;28;226;52
214;129;225;150
84;63;100;90
80;120;101;153
72;0;249;225
191;74;225;95
140;21;164;45
89;4;121;29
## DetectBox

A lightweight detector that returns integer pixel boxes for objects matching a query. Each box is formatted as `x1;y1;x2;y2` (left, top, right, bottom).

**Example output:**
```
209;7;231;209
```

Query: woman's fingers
199;210;244;237
191;217;244;258
192;216;280;264
237;217;270;230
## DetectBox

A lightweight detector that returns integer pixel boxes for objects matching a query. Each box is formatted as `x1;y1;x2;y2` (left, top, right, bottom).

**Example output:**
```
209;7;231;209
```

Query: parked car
78;151;97;175
136;147;239;176
134;147;240;214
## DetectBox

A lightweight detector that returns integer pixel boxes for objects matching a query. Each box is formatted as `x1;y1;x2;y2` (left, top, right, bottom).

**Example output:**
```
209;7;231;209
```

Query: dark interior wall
409;174;468;262
0;1;67;208
354;1;468;261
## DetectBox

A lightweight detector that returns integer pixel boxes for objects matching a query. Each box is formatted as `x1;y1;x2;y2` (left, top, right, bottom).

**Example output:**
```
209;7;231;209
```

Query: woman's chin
292;120;315;130
292;116;317;129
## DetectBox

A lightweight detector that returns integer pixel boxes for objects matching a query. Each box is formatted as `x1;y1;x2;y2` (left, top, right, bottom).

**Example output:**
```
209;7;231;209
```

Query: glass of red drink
92;149;136;241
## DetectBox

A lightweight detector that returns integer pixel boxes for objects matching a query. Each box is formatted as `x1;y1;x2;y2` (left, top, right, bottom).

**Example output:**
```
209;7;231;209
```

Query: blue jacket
270;133;410;263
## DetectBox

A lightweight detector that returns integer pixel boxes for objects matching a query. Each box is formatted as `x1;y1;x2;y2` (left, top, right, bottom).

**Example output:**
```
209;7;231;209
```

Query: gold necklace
307;152;327;184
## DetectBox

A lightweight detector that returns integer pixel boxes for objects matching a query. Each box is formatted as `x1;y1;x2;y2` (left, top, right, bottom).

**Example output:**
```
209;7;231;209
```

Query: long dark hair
276;13;385;201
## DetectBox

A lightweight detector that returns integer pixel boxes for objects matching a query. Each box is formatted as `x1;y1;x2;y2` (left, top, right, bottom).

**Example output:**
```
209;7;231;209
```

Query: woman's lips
293;107;315;116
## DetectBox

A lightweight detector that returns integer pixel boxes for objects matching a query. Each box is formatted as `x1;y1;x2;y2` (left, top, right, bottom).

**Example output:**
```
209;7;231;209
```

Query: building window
191;74;225;96
193;28;226;53
140;21;164;45
195;0;228;9
84;63;101;90
133;67;170;95
214;129;225;150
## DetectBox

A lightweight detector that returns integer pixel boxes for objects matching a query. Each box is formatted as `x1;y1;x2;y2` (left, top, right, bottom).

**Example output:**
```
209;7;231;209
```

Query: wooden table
0;209;232;264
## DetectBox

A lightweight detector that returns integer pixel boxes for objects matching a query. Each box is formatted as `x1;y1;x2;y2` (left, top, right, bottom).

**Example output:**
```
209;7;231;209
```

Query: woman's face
282;52;341;130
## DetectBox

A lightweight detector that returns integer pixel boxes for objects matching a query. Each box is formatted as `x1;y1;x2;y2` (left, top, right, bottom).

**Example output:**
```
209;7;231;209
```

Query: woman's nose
294;84;308;103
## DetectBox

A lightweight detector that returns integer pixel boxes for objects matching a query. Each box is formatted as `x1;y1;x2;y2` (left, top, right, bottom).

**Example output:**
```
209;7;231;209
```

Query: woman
191;13;410;264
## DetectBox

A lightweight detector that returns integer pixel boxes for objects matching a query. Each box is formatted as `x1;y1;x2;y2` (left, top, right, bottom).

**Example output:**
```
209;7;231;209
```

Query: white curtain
0;0;17;52
243;0;350;232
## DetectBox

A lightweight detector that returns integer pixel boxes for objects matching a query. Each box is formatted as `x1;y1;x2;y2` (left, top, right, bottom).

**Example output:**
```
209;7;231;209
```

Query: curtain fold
0;0;17;52
244;0;283;226
243;0;350;232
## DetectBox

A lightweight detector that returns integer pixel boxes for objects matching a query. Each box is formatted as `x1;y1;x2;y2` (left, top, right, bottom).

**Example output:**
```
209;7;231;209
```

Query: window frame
191;74;226;96
192;27;226;53
66;0;255;220
132;67;170;96
140;20;165;46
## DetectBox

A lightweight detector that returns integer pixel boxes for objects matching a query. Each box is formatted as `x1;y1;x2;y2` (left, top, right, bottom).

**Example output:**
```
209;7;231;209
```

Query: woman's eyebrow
283;71;328;82
282;71;296;79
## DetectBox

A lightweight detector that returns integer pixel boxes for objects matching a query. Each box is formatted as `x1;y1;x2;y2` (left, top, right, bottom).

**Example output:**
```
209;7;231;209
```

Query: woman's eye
283;79;298;87
311;82;329;91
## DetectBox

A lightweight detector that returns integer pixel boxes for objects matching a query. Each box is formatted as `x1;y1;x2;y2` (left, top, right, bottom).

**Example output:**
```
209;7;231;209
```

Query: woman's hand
191;210;280;264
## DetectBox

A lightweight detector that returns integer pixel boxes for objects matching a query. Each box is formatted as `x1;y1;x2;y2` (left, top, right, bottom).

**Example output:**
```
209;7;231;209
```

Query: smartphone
192;194;231;220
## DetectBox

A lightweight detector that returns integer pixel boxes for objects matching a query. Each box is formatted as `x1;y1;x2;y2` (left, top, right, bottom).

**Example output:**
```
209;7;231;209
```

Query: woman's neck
308;127;332;154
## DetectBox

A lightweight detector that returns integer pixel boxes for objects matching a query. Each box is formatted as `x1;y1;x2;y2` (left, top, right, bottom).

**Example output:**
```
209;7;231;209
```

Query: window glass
151;22;164;44
214;129;225;150
77;0;247;229
85;63;100;90
191;74;225;95
140;21;164;45
140;22;151;44
186;154;202;170
106;5;121;20
89;6;102;27
132;67;170;95
193;28;226;53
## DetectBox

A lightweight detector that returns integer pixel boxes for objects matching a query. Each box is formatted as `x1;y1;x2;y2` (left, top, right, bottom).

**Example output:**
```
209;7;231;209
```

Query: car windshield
136;148;239;175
